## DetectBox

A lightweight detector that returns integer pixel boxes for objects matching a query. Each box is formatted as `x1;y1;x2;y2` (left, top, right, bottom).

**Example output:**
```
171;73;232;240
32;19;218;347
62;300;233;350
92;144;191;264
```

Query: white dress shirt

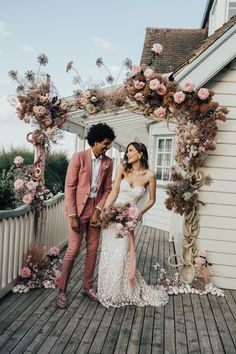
89;149;102;198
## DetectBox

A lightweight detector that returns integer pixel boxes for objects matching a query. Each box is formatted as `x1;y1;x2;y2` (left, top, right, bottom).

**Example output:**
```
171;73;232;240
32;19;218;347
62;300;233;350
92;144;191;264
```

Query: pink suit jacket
65;149;113;217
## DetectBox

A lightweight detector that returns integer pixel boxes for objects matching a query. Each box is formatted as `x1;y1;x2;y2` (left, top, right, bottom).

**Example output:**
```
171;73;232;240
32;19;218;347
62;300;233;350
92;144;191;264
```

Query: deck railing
0;193;67;299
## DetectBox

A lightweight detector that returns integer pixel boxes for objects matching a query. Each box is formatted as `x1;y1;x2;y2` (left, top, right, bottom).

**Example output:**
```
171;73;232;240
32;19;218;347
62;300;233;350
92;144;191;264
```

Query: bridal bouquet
102;202;140;238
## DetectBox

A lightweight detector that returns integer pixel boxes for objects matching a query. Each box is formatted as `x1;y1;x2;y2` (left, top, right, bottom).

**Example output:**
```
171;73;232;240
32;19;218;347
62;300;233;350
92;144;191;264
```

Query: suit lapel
85;149;92;184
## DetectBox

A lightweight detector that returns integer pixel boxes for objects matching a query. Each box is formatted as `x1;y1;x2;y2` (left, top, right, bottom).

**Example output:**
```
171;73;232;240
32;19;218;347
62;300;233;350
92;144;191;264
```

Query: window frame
154;135;174;185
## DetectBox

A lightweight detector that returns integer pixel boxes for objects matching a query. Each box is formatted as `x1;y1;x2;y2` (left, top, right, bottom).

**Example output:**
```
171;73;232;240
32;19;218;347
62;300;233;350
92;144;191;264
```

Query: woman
98;142;168;308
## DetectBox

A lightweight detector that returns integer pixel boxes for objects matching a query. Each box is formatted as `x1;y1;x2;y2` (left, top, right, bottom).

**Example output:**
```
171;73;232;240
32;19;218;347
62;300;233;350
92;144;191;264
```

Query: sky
0;0;207;157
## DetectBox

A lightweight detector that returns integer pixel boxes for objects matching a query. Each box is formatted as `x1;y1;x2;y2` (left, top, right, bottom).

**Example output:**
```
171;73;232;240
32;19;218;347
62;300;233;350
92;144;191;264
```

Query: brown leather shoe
82;288;99;302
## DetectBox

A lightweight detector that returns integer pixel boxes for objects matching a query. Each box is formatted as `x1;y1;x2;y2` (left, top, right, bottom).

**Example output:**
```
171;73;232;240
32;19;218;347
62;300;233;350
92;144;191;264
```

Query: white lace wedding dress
98;178;169;308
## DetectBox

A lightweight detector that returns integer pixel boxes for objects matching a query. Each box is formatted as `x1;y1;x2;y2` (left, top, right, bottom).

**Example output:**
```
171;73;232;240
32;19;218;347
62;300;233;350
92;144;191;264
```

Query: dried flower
106;75;114;84
25;70;35;82
8;70;18;81
96;57;103;67
37;54;49;66
66;61;73;73
123;58;132;70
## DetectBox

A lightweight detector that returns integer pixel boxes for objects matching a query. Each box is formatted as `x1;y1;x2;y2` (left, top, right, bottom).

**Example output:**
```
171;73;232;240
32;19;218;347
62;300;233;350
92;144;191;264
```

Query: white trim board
174;24;236;89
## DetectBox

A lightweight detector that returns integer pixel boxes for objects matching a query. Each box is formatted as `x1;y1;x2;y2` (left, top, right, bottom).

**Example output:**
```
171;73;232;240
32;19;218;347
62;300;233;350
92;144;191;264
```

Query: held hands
90;208;101;227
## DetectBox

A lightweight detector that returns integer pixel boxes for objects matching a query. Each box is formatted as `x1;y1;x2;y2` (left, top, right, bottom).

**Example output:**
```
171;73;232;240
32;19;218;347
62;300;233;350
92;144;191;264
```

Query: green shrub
0;148;69;210
0;169;16;210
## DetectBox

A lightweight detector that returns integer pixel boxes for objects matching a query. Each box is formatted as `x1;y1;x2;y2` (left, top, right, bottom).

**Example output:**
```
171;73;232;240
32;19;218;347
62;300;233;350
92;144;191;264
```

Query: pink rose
131;65;141;74
33;105;46;117
149;79;160;90
174;91;186;104
156;83;167;96
44;116;52;126
134;92;144;102
197;88;209;100
182;81;194;92
134;81;145;90
144;68;154;79
20;267;31;278
91;96;97;102
14;156;24;166
14;178;24;190
49;246;60;256
151;43;163;54
22;194;33;205
154;107;166;118
80;97;88;106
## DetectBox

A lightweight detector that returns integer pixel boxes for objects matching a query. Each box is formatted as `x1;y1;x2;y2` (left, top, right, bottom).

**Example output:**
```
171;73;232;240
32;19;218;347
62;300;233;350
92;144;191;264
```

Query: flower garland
9;54;69;208
66;43;229;286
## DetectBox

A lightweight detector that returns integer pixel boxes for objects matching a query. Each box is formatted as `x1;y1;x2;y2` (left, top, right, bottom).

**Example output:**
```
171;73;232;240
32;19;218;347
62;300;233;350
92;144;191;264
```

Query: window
155;137;174;182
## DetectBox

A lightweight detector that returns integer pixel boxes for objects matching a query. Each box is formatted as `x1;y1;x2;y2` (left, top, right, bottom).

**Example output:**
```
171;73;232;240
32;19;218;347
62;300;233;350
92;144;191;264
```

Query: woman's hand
70;216;80;233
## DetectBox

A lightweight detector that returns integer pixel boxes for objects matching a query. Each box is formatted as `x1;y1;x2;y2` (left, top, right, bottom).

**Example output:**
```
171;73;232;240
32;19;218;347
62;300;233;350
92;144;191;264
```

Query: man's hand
70;216;80;233
90;208;101;227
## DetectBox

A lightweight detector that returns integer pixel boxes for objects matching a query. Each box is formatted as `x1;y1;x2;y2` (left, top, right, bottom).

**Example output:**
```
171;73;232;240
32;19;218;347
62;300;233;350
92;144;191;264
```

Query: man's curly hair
86;123;116;146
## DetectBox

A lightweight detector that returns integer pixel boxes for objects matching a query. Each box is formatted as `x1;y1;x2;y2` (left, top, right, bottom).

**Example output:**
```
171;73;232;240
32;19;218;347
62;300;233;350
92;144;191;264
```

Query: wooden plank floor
0;225;236;354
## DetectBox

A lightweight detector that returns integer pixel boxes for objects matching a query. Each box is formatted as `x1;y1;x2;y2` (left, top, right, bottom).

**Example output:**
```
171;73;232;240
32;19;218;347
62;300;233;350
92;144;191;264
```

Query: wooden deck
0;225;236;354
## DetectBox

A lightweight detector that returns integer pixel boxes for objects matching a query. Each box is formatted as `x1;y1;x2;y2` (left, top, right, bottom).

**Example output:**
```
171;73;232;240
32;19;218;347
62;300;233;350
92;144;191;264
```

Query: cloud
22;45;35;52
93;37;114;50
0;21;12;38
0;95;17;121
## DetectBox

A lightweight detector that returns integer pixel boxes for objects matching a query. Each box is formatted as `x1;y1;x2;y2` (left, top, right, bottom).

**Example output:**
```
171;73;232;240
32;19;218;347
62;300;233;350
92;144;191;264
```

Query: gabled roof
140;28;207;73
171;15;236;79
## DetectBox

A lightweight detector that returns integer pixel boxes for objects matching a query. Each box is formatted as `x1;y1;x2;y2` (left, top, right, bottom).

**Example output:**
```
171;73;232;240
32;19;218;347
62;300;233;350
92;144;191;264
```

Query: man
56;123;115;308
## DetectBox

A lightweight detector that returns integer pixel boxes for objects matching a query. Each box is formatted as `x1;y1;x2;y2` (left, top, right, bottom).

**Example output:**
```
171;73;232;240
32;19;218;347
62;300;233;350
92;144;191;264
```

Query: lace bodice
115;179;146;205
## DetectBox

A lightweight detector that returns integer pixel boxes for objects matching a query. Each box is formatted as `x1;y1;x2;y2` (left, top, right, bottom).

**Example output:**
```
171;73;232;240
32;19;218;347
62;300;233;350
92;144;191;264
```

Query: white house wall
196;59;236;289
143;121;175;232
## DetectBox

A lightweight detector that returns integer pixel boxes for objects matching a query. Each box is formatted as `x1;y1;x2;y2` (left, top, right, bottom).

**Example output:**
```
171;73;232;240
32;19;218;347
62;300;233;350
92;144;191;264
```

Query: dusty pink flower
156;83;167;96
116;223;124;231
134;92;144;101
197;88;209;100
14;156;24;166
39;95;49;103
26;180;38;191
144;68;154;79
80;97;88;106
126;221;135;229
154;107;166;118
91;96;97;102
20;267;31;278
33;105;47;117
131;65;141;74
128;206;140;219
151;43;163;54
14;178;24;190
174;91;186;104
22;194;33;205
60;101;67;110
49;246;60;256
44;116;52;126
84;90;91;98
182;81;195;92
134;81;145;90
194;257;206;266
149;79;160;90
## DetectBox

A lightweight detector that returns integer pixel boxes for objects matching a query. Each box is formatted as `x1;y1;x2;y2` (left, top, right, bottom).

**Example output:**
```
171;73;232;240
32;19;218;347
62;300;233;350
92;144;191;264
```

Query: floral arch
9;46;228;285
